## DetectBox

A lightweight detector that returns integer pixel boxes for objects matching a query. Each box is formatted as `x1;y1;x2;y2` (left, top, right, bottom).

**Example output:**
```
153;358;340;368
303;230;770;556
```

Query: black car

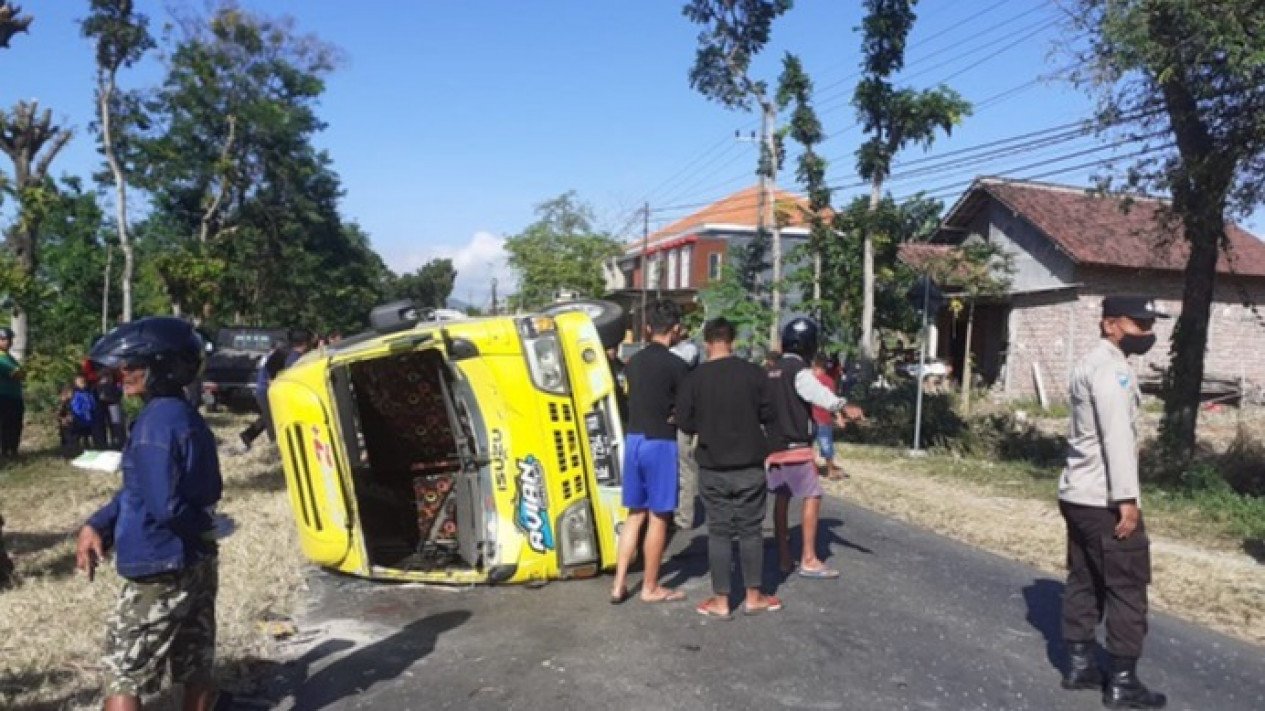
202;327;287;410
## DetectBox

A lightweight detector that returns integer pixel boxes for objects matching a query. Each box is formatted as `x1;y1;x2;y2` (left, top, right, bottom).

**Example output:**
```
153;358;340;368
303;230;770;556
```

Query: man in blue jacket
75;318;227;711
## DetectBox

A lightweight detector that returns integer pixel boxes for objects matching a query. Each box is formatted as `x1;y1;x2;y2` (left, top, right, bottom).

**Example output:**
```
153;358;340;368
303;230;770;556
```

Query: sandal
696;601;734;620
641;587;687;604
742;595;783;616
797;566;839;579
609;587;632;605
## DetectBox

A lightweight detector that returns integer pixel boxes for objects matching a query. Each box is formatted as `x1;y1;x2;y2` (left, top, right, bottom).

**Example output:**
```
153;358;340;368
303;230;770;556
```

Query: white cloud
388;231;516;309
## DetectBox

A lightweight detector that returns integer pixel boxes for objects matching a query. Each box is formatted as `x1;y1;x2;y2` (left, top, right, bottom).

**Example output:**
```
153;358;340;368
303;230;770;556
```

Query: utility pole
490;277;498;316
640;201;650;337
762;98;781;350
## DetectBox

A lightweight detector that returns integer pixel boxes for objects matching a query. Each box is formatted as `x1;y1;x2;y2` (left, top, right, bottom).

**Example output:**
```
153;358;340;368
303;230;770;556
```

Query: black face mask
1119;333;1156;357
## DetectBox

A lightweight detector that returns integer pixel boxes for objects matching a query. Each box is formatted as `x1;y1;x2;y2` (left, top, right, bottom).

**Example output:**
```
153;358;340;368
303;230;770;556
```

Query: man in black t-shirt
609;300;689;605
677;317;782;617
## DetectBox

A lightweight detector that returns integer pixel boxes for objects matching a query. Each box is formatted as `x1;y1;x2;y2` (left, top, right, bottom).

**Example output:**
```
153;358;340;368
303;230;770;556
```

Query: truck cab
268;301;626;584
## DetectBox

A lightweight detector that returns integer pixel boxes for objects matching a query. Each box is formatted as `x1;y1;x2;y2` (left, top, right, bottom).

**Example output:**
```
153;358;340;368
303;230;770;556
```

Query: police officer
74;318;229;711
1059;296;1168;709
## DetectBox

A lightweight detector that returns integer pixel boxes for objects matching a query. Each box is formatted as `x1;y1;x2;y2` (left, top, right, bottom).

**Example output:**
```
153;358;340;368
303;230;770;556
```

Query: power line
642;135;739;206
891;144;1171;203
814;3;1058;115
628;1;1055;223
648;124;1165;218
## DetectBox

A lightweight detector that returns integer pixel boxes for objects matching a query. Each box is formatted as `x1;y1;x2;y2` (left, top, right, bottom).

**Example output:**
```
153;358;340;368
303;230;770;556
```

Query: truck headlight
557;500;597;566
518;318;569;395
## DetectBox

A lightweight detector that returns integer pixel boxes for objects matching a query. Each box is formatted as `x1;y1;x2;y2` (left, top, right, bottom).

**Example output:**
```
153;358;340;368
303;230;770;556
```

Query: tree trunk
859;178;881;381
1159;207;1222;458
10;309;27;362
102;243;112;335
812;250;821;306
99;78;134;323
960;300;976;414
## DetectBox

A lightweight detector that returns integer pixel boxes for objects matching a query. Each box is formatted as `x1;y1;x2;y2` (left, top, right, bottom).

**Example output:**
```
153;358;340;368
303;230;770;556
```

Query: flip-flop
696;601;734;620
798;566;840;579
742;595;784;616
641;588;687;604
609;587;632;605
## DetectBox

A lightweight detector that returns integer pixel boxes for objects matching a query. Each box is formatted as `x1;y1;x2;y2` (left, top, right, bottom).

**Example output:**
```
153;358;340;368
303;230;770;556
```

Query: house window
647;254;662;290
667;249;679;290
707;253;722;281
680;246;693;288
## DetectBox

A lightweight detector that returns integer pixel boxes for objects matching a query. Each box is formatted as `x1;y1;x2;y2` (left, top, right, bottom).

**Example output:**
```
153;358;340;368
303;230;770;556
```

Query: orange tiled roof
626;186;818;254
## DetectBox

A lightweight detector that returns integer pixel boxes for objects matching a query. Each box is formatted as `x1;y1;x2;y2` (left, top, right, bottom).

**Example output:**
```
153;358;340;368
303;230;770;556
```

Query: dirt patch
826;453;1264;646
0;417;305;709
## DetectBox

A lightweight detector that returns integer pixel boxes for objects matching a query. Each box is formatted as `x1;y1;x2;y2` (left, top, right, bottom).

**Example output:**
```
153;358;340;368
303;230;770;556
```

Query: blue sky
5;0;1226;309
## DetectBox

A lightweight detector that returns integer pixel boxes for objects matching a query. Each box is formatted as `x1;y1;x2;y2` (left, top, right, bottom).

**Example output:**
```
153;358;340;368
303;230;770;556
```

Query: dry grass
0;415;305;710
827;445;1265;647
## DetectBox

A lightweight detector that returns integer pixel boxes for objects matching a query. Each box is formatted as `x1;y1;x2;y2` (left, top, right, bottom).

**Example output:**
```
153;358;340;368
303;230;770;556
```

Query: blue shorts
622;434;679;513
815;423;834;460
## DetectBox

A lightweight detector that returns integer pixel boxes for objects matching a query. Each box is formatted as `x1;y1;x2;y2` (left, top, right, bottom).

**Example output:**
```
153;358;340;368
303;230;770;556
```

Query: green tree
777;52;830;317
852;0;971;375
82;0;154;324
504;192;622;309
0;2;31;48
127;4;384;332
0;100;73;360
684;0;793;346
802;193;941;352
1068;0;1265;460
392;258;457;309
697;259;777;355
32;177;111;351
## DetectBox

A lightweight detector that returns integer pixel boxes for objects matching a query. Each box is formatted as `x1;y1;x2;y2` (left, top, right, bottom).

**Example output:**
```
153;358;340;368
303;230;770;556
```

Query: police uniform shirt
1059;338;1143;508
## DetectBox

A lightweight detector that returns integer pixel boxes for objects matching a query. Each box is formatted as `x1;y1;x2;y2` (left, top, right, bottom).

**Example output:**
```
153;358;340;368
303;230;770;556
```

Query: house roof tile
625;186;816;255
944;178;1265;277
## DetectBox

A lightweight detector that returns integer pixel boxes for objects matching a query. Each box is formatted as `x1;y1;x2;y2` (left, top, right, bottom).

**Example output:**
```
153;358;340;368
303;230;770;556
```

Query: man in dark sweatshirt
75;318;228;711
676;317;782;617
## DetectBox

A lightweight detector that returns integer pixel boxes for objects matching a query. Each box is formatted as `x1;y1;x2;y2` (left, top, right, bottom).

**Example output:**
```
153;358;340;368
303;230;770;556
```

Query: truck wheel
540;299;626;350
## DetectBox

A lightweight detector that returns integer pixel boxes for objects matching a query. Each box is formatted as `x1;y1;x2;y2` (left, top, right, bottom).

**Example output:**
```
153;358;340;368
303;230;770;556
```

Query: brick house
604;186;814;322
900;178;1265;401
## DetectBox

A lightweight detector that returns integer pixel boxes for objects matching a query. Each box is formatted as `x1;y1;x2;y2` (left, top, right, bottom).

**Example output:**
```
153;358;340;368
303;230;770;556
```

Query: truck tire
540;299;626;351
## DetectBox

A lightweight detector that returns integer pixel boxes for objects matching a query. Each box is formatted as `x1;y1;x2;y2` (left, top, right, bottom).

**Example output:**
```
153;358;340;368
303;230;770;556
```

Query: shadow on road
818;517;874;558
287;610;471;710
1243;538;1264;564
658;515;876;599
1022;578;1066;676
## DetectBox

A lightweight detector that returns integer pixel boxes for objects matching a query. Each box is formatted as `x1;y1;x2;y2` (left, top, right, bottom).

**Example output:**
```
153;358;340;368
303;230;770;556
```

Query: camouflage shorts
103;556;219;697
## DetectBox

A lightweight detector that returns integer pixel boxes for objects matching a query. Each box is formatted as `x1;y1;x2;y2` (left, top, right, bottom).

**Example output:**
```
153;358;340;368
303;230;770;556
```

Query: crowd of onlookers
610;300;864;617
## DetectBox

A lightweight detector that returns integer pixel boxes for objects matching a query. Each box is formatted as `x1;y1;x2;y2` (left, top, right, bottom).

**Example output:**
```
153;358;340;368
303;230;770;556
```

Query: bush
1218;425;1265;497
847;382;965;448
1142;424;1265;498
847;385;1066;468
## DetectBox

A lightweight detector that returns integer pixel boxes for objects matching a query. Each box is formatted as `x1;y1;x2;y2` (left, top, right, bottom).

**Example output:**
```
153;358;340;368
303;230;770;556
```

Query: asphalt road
266;497;1264;711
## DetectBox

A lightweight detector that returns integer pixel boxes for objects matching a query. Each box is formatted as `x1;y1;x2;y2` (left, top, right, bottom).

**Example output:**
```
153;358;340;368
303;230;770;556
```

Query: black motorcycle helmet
90;317;205;397
780;317;820;360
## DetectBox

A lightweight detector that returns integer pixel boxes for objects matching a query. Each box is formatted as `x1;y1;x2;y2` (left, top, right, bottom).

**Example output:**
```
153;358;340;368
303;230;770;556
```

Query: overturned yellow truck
268;300;627;584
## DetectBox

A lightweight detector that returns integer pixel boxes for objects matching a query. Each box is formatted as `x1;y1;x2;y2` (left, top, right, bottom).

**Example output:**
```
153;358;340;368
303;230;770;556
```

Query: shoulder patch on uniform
1116;369;1131;388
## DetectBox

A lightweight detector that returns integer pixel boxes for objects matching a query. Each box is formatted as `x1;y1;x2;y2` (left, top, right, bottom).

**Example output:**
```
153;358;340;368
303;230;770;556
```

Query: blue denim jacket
86;396;223;579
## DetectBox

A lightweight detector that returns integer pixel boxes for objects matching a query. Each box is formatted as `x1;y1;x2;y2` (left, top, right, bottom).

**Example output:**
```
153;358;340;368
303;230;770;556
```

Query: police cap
1102;296;1170;320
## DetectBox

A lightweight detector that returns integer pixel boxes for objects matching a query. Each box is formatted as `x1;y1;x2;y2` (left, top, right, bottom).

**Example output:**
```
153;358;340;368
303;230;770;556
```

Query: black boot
1062;639;1103;690
1104;655;1167;709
